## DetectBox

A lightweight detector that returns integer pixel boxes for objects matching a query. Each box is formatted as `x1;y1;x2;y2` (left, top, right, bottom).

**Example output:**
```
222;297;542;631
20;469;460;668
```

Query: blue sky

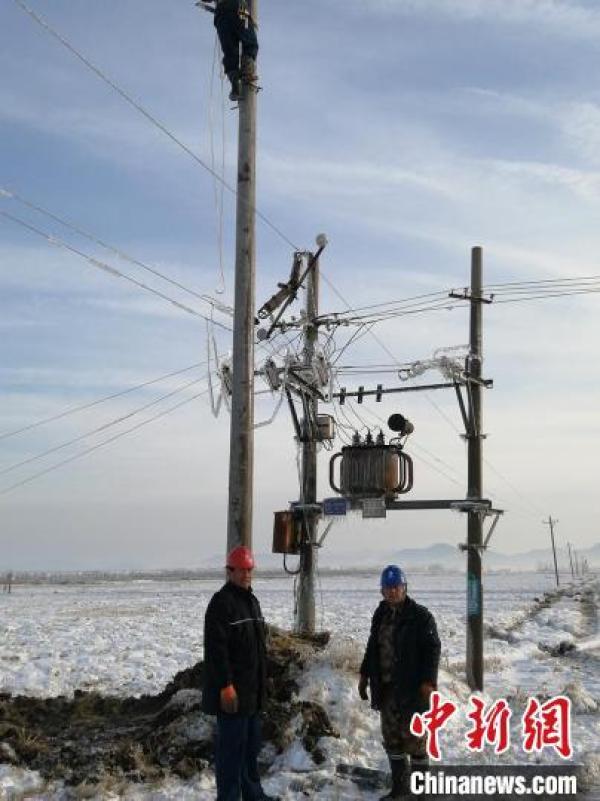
1;0;599;569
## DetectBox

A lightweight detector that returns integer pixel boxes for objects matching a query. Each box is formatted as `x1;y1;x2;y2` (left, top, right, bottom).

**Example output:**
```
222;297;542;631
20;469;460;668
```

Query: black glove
358;675;369;701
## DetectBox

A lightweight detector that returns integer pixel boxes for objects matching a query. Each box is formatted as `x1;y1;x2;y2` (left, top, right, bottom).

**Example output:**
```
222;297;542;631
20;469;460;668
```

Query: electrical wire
0;210;233;331
0;361;208;441
0;375;209;477
0;388;211;498
12;0;299;252
0;188;233;318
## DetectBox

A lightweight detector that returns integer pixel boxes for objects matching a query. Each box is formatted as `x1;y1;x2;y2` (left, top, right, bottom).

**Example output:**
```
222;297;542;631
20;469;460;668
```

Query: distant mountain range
199;542;600;572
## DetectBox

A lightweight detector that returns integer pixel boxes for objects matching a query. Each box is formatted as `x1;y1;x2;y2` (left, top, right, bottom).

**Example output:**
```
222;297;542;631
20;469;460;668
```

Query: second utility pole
296;253;319;634
466;246;485;691
227;0;259;555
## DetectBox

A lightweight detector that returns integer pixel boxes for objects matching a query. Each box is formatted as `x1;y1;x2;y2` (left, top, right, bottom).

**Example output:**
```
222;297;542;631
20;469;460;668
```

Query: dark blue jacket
202;581;267;716
360;595;441;711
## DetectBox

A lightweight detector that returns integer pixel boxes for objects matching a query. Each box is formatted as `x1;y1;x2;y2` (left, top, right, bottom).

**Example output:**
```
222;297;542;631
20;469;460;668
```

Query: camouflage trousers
379;684;427;758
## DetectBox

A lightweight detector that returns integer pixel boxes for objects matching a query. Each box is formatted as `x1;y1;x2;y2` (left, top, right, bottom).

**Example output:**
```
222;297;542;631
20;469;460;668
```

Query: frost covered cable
321;273;461;434
330;403;353;444
206;319;223;418
493;288;600;305
253;388;285;429
330;324;367;367
0;388;210;497
0;210;233;332
339;299;463;325
0;376;208;477
0;361;208;441
11;0;300;252
484;274;600;290
253;360;288;429
327;287;452;316
0;188;233;318
483;457;547;519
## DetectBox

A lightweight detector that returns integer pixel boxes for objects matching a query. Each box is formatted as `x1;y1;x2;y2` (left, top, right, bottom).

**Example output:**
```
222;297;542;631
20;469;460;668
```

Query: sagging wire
206;318;224;418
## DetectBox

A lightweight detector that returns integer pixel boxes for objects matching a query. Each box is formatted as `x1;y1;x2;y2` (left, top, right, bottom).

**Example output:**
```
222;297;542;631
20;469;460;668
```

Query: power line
0;210;233;331
0;375;208;477
0;361;208;441
0;187;233;318
0;387;211;498
12;0;299;252
321;272;462;433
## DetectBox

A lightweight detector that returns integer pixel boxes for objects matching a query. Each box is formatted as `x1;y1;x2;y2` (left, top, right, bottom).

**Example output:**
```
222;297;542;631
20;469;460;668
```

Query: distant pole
295;253;319;635
466;246;484;691
226;0;259;556
567;542;575;579
543;517;560;587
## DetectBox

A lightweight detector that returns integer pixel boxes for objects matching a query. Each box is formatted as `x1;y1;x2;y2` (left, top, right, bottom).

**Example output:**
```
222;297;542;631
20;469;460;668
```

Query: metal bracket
454;381;471;436
317;519;334;547
483;509;504;547
450;499;493;513
285;388;302;441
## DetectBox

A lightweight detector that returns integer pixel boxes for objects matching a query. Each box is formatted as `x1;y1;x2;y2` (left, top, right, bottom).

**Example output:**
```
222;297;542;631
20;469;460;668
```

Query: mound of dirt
0;628;338;788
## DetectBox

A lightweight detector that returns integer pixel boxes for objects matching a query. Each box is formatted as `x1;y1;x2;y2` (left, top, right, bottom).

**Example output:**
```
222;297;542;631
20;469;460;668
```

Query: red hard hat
226;545;255;570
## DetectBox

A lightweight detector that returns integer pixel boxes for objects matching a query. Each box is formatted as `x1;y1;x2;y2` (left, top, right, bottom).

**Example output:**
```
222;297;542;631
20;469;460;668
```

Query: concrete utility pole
226;0;259;555
543;516;560;586
296;254;319;634
466;246;484;691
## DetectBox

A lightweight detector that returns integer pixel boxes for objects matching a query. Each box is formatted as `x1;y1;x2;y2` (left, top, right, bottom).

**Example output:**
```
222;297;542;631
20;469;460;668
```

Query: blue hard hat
380;564;407;588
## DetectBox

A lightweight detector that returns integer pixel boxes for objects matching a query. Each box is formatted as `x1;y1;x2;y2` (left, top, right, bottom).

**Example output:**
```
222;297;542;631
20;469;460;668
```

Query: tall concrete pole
466;246;484;691
226;1;259;555
295;254;319;634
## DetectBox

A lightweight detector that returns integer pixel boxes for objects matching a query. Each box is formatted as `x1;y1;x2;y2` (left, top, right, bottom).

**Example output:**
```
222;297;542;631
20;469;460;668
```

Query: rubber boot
227;69;241;101
380;754;410;800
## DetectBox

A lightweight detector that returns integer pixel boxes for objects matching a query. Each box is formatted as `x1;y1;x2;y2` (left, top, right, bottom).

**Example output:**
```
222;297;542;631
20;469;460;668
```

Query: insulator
312;353;330;387
264;359;281;391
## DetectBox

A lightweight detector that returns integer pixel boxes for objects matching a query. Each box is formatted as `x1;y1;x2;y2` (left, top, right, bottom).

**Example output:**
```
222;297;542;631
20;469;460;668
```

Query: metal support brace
483;509;504;547
286;388;302;441
317;519;334;547
454;381;471;436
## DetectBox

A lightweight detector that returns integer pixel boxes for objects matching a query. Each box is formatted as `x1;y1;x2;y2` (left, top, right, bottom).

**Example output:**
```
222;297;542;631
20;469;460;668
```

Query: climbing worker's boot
227;69;241;101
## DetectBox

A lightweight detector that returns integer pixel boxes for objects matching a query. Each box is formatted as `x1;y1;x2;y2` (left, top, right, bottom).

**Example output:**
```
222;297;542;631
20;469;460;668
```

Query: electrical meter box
317;414;335;441
272;510;301;555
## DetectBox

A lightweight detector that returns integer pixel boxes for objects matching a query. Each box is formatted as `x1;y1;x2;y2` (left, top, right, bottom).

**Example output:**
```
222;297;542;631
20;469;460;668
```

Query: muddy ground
0;629;338;789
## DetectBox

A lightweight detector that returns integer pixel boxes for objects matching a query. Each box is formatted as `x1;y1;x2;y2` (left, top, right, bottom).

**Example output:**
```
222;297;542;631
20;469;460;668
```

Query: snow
1;571;599;799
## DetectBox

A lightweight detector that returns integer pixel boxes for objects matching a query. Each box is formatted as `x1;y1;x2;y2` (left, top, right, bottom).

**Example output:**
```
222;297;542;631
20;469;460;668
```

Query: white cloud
345;0;600;39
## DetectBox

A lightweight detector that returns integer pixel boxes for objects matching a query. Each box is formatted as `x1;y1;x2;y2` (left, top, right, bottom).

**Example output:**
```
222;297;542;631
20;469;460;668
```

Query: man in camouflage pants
359;565;441;800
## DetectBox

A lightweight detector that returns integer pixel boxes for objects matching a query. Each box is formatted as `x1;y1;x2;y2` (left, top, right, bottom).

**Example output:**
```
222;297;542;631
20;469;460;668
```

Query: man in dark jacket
201;0;258;101
359;565;441;800
202;545;277;801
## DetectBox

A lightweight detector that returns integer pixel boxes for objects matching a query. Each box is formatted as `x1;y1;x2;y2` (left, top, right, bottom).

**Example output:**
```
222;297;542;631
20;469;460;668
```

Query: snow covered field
1;570;599;799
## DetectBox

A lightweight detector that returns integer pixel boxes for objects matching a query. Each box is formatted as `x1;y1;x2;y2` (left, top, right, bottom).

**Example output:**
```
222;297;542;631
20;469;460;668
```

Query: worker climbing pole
198;0;259;101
